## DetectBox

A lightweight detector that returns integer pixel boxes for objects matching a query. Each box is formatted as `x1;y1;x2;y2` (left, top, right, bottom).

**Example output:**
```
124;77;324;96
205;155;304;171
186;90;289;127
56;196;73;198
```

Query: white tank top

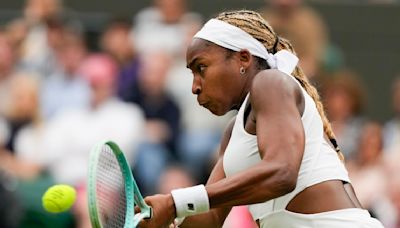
223;74;350;221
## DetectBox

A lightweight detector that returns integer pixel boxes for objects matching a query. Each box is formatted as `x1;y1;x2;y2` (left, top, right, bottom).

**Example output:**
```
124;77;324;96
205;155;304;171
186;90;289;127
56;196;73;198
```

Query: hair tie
329;138;345;162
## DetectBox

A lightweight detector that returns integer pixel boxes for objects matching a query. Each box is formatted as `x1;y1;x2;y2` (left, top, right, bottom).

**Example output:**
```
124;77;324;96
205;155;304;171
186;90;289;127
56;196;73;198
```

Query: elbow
273;166;298;196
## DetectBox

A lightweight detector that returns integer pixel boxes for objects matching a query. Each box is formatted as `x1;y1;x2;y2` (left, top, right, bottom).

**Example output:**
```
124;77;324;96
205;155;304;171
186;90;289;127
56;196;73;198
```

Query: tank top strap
235;93;251;126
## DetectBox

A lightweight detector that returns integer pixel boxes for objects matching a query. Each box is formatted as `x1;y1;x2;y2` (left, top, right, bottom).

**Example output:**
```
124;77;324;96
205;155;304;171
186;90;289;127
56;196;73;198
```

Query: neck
234;68;262;110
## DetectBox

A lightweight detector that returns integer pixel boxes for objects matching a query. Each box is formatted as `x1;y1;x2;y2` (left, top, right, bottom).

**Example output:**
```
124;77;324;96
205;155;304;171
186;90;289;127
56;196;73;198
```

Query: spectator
18;0;82;78
40;27;90;120
4;19;29;60
347;122;390;225
261;0;328;78
2;72;41;154
322;70;367;159
382;151;400;228
0;29;19;116
157;165;194;194
100;18;142;102
383;76;400;154
41;54;145;185
0;74;47;180
134;51;180;151
131;51;181;195
18;0;64;77
132;0;202;57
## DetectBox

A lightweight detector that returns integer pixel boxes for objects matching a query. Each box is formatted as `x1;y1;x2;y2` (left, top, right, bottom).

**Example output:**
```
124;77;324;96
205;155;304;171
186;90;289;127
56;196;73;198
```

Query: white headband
193;19;299;75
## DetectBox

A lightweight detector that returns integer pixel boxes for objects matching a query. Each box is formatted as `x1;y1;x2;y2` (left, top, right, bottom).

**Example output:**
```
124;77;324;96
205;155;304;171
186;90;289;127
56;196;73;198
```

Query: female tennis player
138;10;384;228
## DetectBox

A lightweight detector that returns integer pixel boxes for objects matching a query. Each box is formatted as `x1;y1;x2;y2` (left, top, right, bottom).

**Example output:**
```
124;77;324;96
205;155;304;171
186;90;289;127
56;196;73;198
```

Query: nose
192;75;201;95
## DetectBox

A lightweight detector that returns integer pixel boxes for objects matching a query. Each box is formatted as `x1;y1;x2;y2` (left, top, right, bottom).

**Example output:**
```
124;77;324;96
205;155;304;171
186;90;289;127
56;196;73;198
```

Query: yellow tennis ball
42;184;77;213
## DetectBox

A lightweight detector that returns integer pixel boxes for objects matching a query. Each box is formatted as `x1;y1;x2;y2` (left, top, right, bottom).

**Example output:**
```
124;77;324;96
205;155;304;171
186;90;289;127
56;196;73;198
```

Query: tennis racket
88;141;152;228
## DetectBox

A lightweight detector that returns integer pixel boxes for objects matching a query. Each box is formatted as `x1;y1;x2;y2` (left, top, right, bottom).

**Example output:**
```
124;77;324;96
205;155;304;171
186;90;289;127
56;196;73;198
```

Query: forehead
186;38;226;63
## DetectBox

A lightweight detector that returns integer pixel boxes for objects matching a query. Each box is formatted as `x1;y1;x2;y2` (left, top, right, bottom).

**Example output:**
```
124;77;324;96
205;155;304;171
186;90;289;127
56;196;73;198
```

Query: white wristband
171;185;210;218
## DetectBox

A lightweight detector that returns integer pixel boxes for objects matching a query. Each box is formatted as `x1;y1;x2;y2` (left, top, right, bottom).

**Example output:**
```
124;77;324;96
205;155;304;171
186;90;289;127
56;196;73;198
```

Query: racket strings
96;145;127;228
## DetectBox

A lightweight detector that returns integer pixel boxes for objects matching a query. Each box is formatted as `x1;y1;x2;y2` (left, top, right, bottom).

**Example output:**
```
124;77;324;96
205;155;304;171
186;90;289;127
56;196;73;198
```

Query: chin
206;106;228;116
210;110;226;116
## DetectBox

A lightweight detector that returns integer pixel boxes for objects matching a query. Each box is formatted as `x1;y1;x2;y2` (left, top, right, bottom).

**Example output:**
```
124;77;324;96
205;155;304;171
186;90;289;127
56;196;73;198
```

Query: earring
240;67;246;75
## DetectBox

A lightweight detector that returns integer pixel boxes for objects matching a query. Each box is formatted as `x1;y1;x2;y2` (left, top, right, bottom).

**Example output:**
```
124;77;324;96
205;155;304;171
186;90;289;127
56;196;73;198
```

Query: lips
198;100;209;108
200;102;208;108
197;97;206;105
197;96;213;110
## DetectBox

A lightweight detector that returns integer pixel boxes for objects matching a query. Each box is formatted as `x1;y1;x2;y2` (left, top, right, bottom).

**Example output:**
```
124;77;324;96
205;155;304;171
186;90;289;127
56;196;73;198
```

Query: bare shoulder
251;70;300;96
250;70;303;107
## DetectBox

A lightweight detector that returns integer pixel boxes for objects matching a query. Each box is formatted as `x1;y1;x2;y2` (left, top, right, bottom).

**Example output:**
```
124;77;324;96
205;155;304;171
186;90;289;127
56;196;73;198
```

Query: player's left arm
205;70;305;208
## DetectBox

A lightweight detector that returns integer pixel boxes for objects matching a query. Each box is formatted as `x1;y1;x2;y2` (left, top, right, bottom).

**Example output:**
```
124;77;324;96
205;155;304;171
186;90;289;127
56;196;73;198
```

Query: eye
197;64;206;73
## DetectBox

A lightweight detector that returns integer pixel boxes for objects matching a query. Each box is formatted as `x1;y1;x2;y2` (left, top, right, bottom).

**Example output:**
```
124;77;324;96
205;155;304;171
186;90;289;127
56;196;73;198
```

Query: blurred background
0;0;399;227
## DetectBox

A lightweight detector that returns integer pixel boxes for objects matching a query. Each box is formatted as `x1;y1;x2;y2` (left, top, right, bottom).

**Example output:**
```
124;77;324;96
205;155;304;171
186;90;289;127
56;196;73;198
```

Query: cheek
204;79;228;102
207;68;236;92
214;76;239;103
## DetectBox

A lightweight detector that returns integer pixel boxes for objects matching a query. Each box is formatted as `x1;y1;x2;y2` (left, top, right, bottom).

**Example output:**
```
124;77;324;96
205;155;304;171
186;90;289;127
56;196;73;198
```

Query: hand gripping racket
88;141;152;228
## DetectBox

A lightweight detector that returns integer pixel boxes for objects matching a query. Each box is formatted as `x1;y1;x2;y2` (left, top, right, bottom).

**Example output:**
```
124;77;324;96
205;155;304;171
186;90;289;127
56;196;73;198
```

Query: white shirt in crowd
15;98;145;185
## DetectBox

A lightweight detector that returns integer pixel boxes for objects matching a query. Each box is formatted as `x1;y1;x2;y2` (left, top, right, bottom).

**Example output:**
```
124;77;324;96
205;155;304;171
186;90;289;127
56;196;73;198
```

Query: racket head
88;141;151;228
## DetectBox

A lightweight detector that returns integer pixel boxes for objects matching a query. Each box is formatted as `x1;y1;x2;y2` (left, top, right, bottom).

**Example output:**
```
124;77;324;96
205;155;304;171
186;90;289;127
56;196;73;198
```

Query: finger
143;195;157;206
137;219;148;228
135;206;141;214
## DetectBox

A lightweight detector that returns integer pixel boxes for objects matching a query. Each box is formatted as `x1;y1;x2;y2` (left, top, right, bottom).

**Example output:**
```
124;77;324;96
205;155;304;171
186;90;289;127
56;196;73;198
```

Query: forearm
206;161;296;208
179;208;230;228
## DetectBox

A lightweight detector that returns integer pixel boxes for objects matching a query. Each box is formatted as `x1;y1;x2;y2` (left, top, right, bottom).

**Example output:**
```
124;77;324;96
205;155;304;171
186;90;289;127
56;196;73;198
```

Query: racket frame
88;141;152;228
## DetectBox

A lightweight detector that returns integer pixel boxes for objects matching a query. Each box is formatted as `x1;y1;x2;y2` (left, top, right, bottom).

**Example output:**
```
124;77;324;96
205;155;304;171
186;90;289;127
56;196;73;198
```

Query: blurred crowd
0;0;399;227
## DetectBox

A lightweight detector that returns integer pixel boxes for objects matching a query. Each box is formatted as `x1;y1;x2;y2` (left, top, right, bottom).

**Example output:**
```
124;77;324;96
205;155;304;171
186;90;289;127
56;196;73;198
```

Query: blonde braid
216;10;344;161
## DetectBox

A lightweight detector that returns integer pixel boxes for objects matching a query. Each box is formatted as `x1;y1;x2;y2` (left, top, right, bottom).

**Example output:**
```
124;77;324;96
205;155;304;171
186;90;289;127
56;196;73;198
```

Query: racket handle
133;209;152;227
174;217;185;227
145;206;153;219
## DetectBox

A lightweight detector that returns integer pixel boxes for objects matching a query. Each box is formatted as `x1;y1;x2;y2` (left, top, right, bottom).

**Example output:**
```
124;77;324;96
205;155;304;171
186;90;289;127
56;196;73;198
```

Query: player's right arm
178;117;236;228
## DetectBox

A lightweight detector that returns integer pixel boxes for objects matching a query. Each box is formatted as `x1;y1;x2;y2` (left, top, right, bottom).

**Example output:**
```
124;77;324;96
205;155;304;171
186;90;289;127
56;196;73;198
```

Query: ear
237;49;252;69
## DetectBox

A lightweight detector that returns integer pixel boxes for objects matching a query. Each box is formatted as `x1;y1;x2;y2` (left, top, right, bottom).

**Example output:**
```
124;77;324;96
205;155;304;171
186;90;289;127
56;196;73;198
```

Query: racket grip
133;209;152;227
174;217;185;227
145;206;153;219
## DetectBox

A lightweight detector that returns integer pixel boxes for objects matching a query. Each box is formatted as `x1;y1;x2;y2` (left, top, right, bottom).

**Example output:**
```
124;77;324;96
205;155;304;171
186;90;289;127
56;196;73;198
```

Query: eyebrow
186;56;203;69
186;57;198;69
